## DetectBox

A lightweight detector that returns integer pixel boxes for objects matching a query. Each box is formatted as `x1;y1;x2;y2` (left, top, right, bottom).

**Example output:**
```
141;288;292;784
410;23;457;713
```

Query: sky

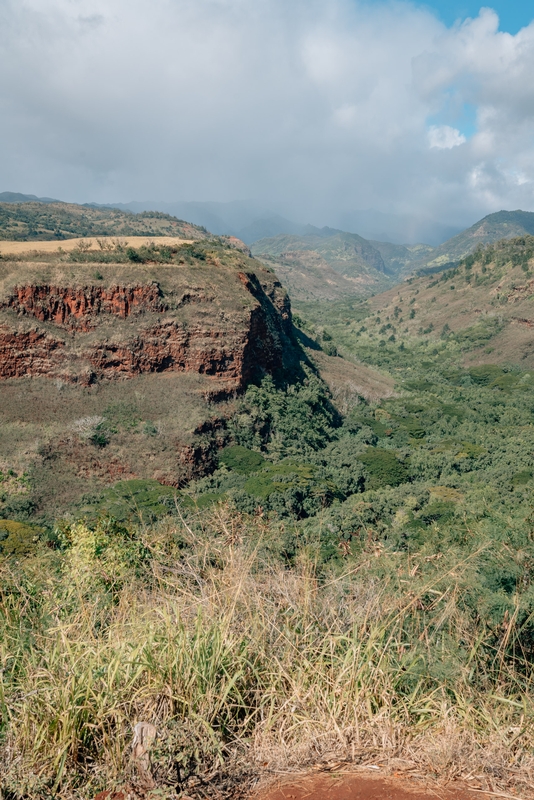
1;0;534;233
421;0;531;34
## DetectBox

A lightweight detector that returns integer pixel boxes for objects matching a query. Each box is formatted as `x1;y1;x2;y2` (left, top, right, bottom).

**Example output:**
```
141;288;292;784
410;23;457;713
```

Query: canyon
0;240;299;518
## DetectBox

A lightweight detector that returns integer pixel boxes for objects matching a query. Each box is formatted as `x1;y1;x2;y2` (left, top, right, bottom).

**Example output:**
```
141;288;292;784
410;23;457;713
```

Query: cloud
428;125;466;149
1;0;534;230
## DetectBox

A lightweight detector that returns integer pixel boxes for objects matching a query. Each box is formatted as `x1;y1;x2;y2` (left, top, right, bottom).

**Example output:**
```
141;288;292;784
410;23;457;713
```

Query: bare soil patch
255;773;489;800
308;349;395;406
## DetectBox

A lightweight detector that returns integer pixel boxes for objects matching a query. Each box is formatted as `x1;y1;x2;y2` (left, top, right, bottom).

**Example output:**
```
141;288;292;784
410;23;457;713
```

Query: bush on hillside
357;448;409;489
218;445;265;474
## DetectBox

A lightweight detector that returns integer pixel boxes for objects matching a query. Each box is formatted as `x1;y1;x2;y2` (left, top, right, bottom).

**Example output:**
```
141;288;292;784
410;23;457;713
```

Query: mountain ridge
5;196;534;299
0;200;208;241
416;210;534;273
367;234;534;367
0;191;59;204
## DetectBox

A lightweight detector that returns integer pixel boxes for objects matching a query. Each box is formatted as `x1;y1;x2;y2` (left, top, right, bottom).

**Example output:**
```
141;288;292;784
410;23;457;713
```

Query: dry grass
2;506;534;799
0;373;232;519
0;236;197;256
307;349;395;408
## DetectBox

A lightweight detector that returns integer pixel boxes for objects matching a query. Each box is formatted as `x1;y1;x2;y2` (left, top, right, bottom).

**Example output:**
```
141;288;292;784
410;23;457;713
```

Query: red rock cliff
0;260;294;391
3;284;165;330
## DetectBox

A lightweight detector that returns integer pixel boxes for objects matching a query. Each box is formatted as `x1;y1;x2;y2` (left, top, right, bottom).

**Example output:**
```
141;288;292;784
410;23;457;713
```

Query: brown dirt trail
255;774;502;800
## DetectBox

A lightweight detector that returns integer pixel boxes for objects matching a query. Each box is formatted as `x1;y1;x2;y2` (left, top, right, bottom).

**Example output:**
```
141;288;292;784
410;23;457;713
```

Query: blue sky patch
427;101;478;140
419;1;533;34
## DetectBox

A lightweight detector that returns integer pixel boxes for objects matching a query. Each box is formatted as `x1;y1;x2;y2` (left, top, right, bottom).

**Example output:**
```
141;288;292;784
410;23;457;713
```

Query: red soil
255;773;485;800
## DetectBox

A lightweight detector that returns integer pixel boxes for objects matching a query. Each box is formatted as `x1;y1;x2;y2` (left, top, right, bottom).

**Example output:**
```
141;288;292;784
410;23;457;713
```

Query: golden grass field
0;236;197;256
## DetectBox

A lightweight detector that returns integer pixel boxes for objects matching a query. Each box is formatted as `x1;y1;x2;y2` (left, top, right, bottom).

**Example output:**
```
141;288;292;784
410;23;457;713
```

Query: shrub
0;519;45;557
357;448;409;489
512;469;533;486
219;445;265;474
468;365;505;385
402;420;426;439
418;500;455;525
80;479;180;523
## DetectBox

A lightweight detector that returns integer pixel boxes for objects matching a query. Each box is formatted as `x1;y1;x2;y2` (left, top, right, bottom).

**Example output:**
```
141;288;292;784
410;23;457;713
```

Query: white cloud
428;125;466;149
1;0;534;230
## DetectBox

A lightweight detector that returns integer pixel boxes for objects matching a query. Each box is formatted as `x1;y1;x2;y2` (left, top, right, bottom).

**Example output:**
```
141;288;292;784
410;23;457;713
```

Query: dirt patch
309;349;395;406
255;773;487;800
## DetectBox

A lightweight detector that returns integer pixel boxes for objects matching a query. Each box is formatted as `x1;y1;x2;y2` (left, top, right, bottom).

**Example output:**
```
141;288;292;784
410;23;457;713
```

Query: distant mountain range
86;199;462;246
251;211;534;300
3;192;534;301
0;191;59;204
252;229;394;301
331;209;462;246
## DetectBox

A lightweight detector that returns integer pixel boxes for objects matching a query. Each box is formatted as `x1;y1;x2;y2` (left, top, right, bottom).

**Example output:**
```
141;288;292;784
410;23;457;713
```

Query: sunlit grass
2;507;534;798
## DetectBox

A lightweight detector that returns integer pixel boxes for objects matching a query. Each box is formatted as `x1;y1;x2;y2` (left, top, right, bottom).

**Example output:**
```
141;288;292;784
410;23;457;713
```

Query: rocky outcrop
2;284;165;330
0;327;67;379
0;256;295;392
89;321;246;381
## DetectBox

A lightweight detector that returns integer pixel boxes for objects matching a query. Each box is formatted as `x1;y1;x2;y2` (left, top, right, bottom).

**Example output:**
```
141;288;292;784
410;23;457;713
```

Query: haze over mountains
94;200;463;247
0;193;461;247
250;211;534;299
4;193;534;300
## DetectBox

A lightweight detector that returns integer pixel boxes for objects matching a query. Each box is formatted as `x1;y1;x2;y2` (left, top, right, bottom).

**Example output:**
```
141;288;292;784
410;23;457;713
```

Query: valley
3;200;534;800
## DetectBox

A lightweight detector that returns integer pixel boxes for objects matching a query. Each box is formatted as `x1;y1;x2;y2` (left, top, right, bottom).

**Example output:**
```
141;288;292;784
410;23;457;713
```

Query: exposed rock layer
0;255;294;392
3;284;165;330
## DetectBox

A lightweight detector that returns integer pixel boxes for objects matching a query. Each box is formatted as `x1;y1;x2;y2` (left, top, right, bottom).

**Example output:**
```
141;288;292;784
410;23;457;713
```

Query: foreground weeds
2;507;534;798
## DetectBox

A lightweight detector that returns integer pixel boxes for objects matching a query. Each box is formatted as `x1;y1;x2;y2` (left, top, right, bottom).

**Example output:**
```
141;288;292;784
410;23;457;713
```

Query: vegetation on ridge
365;235;534;366
0;200;209;241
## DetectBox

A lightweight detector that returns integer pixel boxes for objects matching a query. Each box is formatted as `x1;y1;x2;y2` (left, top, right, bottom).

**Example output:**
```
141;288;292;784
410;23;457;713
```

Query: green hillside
418;210;534;272
368;234;534;367
0;201;209;241
252;228;387;274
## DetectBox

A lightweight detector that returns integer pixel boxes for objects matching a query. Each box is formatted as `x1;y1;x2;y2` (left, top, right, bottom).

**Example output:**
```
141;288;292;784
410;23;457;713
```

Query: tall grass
2;507;534;798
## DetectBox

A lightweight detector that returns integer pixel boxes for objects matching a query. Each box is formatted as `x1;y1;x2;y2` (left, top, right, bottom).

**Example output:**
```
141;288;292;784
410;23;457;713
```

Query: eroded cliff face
3;284;166;330
0;253;294;393
0;241;302;518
